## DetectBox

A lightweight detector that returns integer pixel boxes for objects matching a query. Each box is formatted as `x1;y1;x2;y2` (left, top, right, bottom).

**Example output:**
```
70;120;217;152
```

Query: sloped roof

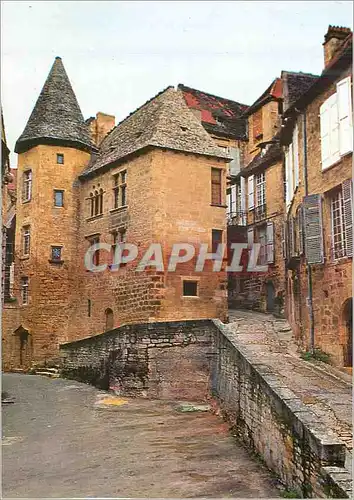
178;84;248;139
241;133;282;176
80;86;230;178
282;71;319;112
243;78;283;117
283;32;352;118
15;57;93;154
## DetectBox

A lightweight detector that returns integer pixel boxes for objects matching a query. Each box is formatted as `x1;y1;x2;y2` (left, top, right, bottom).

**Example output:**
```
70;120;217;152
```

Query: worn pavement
227;310;353;464
2;373;280;499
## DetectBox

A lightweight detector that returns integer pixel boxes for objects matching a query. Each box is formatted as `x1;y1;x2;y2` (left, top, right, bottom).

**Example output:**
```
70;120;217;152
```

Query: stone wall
211;320;350;498
60;319;213;401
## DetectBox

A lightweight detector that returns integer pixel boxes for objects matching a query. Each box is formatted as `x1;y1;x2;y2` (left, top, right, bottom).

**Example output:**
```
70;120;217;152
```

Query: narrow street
2;373;280;499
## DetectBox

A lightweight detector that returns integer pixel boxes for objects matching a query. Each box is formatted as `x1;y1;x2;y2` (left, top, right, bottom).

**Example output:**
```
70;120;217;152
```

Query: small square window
54;190;64;207
183;280;198;297
57;154;64;164
51;246;62;262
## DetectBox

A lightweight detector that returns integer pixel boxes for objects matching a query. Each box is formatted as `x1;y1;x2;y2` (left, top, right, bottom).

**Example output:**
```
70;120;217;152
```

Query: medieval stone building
3;57;232;368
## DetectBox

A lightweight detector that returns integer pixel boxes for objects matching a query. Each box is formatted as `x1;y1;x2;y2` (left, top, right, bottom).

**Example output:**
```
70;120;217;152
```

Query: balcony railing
253;204;267;223
227;211;247;226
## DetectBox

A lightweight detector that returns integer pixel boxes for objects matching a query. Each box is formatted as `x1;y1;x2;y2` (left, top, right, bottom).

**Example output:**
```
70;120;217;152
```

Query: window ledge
321;151;352;173
109;206;128;213
22;199;31;204
48;260;64;264
87;214;104;222
182;295;200;299
210;204;227;208
19;255;30;261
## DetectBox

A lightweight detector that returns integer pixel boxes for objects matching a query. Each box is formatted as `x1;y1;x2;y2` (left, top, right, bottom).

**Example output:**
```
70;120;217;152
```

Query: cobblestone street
2;373;280;499
227;310;353;465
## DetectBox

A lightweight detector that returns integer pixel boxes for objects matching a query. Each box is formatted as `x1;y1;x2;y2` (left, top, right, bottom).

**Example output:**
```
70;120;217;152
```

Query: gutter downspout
302;110;315;353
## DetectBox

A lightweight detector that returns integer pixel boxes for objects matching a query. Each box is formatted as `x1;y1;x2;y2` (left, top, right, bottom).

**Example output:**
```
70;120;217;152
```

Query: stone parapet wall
60;319;212;401
211;320;351;498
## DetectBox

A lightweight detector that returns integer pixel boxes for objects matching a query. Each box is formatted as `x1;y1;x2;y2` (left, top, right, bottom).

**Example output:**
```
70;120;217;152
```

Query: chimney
87;112;115;147
323;25;352;67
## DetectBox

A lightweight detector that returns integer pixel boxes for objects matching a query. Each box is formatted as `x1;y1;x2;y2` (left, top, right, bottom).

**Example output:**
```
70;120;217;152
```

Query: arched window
105;308;114;331
89;193;94;217
99;188;103;214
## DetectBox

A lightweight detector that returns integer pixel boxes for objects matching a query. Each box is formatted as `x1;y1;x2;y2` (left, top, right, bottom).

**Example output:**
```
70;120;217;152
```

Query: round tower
13;56;94;367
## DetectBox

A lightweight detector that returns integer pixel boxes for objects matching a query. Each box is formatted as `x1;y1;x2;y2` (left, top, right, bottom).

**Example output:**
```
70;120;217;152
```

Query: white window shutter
229;147;241;176
247;227;254;249
248;175;254;210
285;150;290;209
231;184;237;213
266;221;275;264
227;192;231;215
337;77;353;156
342;179;353;257
240;177;246;225
320;99;331;170
293;125;299;189
329;93;340;164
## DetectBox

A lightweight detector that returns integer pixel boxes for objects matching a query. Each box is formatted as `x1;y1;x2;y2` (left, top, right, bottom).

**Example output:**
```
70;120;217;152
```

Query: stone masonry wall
211;320;350;498
60;318;350;497
60;319;213;401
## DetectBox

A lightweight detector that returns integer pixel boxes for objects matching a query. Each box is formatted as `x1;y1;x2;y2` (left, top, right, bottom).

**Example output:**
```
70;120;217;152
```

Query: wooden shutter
248;175;254;210
320;98;331;169
303;194;324;264
293;124;299;189
266;221;275;264
281;221;288;260
240;177;246;225
298;205;304;255
288;143;293;200
337;77;353;156
229;147;240;176
288;217;294;257
226;191;231;215
342;179;353;257
285;150;290;208
247;227;254;248
329;93;340;164
231;184;237;213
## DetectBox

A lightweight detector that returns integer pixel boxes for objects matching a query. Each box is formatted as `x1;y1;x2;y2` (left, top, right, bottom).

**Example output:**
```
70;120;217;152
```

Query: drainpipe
302;110;315;353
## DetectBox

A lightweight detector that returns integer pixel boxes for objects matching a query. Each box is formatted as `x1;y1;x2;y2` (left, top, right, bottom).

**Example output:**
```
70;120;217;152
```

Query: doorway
343;299;352;367
266;281;275;312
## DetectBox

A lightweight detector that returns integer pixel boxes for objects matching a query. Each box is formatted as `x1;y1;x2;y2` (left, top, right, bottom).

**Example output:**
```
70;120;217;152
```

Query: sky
1;1;353;167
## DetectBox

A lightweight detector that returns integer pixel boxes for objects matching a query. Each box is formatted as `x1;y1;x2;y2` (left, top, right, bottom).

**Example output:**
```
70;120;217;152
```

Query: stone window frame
21;277;29;305
56;153;64;165
211;168;222;206
22;169;32;203
49;245;64;264
54;189;64;208
255;171;266;208
22;225;31;257
330;187;347;260
88;187;104;218
181;277;200;298
86;234;100;268
113;170;127;209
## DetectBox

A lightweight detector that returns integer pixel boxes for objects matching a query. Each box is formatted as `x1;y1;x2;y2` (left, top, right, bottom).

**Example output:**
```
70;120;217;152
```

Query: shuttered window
229;147;241;176
266;221;275;264
281;221;288;260
248;175;254;210
330;189;346;259
337;77;353;156
293;125;299;189
320;77;352;170
298;205;304;255
247;227;254;248
342;179;353;257
255;172;265;207
211;168;222;205
303;194;324;264
240;177;246;224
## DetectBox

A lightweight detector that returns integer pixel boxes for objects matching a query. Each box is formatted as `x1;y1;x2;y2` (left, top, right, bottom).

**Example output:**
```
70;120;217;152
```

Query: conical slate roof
81;86;230;178
15;57;93;153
